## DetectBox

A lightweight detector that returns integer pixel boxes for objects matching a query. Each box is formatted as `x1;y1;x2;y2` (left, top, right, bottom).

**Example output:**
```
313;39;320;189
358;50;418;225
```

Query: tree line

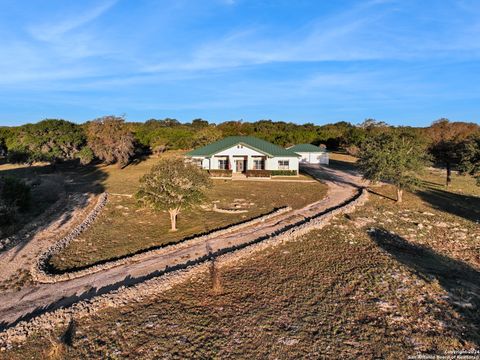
0;116;479;184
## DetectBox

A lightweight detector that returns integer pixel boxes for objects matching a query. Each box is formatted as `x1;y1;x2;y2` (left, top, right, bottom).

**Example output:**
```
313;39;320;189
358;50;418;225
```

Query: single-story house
186;136;300;174
288;144;329;165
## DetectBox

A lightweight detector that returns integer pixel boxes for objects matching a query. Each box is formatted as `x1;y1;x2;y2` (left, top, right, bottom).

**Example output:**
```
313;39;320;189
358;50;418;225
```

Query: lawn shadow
416;188;480;223
126;152;151;167
0;161;108;258
369;228;480;346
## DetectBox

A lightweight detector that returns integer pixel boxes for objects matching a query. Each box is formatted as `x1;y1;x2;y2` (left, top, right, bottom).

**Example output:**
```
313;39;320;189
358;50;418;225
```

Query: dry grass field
2;155;479;359
0;155;480;359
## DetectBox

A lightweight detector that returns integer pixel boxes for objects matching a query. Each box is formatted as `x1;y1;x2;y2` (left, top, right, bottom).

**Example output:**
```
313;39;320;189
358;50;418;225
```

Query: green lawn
48;155;327;271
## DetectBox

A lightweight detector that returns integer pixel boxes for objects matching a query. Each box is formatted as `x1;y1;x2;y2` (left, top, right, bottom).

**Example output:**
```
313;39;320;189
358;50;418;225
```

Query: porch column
247;156;253;171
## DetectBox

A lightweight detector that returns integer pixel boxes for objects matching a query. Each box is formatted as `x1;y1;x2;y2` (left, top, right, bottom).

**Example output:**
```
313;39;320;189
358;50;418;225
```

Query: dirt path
0;193;97;283
0;165;366;329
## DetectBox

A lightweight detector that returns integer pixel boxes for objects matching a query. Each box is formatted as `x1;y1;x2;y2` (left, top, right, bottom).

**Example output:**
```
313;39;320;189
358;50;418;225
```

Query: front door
235;159;245;173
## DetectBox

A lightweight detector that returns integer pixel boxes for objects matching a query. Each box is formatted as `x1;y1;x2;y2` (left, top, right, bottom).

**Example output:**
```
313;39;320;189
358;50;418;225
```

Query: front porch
213;155;266;173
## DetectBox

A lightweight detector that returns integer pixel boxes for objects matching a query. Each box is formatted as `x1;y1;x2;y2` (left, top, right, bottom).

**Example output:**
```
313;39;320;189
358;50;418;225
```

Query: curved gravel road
0;164;366;329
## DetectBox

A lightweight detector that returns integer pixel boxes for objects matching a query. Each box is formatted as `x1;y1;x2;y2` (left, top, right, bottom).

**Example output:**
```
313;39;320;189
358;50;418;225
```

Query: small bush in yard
270;170;297;176
208;169;232;177
245;170;271;177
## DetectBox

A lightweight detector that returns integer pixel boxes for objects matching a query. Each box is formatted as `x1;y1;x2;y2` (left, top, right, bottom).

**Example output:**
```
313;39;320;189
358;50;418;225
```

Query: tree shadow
328;158;359;176
127;152;151;167
301;163;364;189
369;228;480;346
366;188;397;202
416;188;480;223
0;161;108;258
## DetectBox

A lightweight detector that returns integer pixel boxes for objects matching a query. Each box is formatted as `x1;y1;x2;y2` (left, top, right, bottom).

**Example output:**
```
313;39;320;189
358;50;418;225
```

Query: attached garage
288;144;329;165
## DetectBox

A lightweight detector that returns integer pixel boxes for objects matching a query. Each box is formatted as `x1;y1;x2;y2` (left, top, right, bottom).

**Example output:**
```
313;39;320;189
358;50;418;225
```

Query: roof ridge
186;135;299;157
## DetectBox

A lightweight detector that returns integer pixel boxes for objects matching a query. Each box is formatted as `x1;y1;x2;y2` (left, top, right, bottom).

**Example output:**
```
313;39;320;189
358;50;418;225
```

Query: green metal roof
186;136;299;157
288;143;326;153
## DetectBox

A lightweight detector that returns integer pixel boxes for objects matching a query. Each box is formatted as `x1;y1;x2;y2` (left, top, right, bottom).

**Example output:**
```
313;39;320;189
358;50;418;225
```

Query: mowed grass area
49;154;327;271
6;167;479;359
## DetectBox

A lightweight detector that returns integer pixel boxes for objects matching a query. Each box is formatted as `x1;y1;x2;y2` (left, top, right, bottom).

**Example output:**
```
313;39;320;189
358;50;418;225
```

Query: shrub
1;176;31;211
207;169;232;177
0;176;31;225
345;145;360;157
7;150;31;164
270;170;297;176
245;170;271;177
76;147;94;165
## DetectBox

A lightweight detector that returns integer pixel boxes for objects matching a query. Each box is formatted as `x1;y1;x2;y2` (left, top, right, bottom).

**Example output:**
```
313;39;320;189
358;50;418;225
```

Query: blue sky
0;0;479;126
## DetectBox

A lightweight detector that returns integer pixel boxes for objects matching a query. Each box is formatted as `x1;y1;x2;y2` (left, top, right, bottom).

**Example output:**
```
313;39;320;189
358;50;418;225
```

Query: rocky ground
1;180;478;359
0;161;478;359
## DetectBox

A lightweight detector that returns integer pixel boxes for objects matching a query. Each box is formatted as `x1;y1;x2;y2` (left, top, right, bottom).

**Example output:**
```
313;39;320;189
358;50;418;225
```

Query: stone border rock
212;203;249;214
0;188;367;348
31;192;109;282
32;203;292;283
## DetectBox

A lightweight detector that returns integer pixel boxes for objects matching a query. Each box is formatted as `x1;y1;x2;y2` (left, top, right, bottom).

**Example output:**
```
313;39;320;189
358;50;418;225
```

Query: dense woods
0;117;479;184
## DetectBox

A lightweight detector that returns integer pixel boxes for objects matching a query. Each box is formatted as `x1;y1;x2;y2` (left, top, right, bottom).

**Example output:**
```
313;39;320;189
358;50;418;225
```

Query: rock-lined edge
31;192;109;282
32;201;292;283
0;188;367;348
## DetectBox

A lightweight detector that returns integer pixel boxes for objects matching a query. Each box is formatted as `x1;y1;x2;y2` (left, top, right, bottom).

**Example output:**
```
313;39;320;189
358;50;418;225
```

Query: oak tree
136;157;212;231
459;135;480;185
358;130;428;203
427;119;479;187
86;116;135;168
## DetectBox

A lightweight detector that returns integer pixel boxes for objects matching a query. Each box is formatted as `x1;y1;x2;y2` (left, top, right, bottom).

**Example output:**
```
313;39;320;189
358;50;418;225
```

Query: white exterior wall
296;152;329;165
216;145;265;172
190;156;211;169
190;144;300;172
266;156;299;172
202;158;210;169
210;156;225;170
215;145;264;157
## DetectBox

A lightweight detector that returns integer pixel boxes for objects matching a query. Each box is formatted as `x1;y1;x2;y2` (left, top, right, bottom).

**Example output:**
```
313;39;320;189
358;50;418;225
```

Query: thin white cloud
144;0;480;74
28;0;118;42
143;2;396;72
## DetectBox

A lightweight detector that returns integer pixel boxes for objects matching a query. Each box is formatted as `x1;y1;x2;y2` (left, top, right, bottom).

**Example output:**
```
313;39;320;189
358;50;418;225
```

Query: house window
253;159;264;170
218;159;228;170
278;160;289;170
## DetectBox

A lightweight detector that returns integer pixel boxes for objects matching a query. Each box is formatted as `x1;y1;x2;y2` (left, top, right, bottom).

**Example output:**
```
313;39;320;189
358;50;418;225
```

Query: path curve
0;164;366;329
